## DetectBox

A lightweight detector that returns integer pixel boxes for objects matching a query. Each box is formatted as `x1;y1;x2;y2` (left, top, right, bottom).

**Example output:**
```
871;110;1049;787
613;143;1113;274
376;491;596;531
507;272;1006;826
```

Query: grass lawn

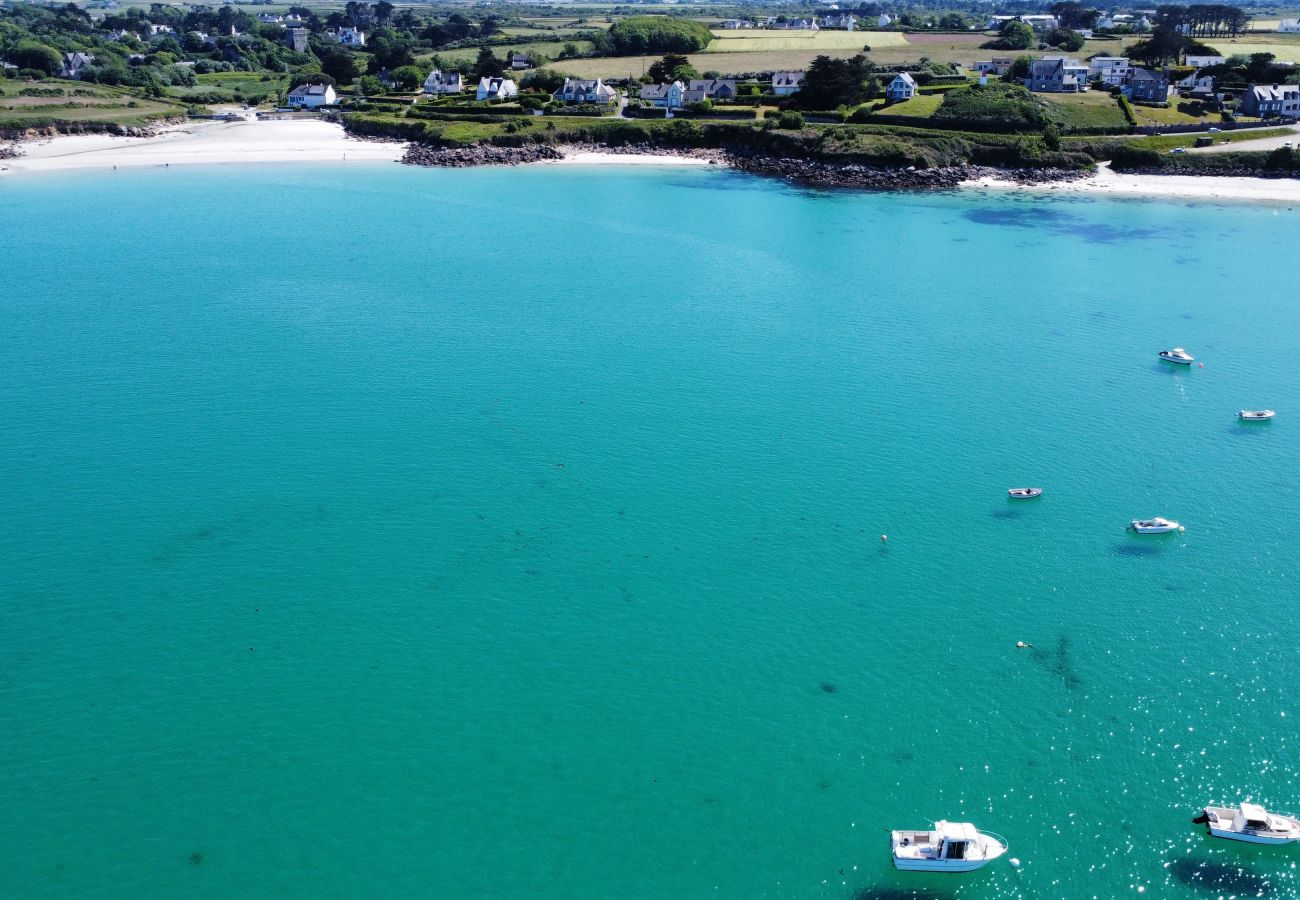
168;72;289;103
880;93;943;117
0;79;182;125
1129;126;1294;151
1128;97;1219;127
1040;91;1129;129
1205;32;1300;61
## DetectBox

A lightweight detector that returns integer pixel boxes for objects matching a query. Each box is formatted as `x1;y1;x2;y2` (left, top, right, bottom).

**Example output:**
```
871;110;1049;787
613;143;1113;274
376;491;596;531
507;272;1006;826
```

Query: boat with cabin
1159;348;1195;365
1240;409;1276;421
890;821;1009;872
1129;517;1183;534
1199;803;1300;844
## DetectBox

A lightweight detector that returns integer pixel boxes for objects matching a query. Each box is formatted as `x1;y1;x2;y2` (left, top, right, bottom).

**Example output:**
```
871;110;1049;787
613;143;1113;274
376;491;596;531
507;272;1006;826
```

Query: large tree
648;53;697;82
10;40;63;75
796;54;875;109
473;47;505;79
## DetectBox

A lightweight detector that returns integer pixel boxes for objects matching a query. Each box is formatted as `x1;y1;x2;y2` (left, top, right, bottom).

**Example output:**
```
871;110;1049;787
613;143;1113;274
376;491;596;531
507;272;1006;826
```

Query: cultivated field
706;29;910;52
1208;33;1300;61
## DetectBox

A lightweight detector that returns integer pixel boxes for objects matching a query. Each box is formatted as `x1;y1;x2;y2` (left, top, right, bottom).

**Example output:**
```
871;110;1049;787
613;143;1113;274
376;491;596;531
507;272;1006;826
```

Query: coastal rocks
402;144;564;167
728;156;1089;191
0;143;21;160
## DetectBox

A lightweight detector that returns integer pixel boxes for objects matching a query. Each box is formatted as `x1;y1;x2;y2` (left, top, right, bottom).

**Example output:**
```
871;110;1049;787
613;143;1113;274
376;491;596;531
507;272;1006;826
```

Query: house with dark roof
60;52;95;78
510;53;532;70
771;71;804;97
640;80;686;109
822;13;858;30
683;79;737;104
1125;68;1169;103
555;78;619;104
1024;56;1087;92
423;68;463;94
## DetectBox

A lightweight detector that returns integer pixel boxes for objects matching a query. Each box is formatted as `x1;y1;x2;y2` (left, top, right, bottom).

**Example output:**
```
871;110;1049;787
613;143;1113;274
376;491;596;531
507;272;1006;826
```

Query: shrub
777;110;805;129
933;83;1046;128
604;17;715;54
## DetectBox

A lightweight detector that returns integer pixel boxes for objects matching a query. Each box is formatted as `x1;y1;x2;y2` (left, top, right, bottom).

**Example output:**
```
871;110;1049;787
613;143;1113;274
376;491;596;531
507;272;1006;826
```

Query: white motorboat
1240;409;1276;421
890;821;1008;872
1199;803;1300;844
1007;488;1043;499
1159;348;1195;365
1129;517;1184;534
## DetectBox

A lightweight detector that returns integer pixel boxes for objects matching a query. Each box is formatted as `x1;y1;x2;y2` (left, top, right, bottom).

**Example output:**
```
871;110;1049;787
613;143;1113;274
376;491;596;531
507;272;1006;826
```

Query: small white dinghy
1159;348;1195;365
1129;517;1184;534
1199;803;1300;845
890;821;1008;873
1240;409;1276;421
1007;488;1043;499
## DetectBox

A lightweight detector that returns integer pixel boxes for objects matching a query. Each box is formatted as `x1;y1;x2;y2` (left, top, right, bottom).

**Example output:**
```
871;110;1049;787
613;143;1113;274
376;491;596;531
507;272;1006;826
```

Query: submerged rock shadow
1168;857;1273;895
962;206;1171;244
852;888;955;900
1031;635;1083;689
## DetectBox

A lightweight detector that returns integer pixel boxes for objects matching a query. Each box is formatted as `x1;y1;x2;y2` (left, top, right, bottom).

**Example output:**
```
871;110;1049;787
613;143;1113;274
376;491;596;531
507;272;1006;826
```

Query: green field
0;79;182;126
1040;91;1129;129
879;93;943;117
1128;97;1219;127
168;72;290;103
1204;32;1300;61
706;29;910;52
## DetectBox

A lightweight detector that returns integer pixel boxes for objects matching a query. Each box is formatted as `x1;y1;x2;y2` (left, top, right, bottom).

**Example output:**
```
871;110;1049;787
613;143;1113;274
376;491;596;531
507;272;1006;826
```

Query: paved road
1189;122;1300;153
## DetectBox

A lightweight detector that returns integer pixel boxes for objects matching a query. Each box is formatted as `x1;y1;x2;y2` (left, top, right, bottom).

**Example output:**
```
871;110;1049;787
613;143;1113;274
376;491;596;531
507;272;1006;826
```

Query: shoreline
6;118;1300;203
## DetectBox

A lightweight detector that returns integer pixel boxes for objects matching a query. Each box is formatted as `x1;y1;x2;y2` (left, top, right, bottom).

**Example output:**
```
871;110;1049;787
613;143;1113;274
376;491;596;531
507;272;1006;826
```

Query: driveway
1189;122;1300;153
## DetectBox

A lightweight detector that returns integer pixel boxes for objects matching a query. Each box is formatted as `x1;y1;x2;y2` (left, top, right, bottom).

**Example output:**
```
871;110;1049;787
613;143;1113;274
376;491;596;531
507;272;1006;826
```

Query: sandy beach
6;117;1300;203
0;117;403;176
962;162;1300;205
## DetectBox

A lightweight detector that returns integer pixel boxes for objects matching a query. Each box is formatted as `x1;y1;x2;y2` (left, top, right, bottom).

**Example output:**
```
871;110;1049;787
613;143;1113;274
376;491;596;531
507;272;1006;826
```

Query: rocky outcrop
727;156;1089;190
402;144;564;166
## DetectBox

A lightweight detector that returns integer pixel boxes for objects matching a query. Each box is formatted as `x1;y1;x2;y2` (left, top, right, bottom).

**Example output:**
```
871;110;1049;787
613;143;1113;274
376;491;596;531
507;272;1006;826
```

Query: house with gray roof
1239;83;1300;118
1125;68;1168;103
684;79;737;104
555;78;618;104
60;52;95;78
640;80;686;109
1025;56;1088;92
885;72;917;102
771;71;804;97
286;82;336;108
423;68;463;94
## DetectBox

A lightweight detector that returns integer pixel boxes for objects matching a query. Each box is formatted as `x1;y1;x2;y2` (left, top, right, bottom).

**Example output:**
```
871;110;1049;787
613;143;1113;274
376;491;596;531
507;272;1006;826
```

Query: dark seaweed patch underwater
1168;856;1273;895
962;205;1171;244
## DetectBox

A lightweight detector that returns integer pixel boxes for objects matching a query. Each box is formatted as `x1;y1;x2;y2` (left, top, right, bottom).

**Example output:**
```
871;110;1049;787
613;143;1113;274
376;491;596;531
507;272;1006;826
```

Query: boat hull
892;858;994;873
1008;489;1042;499
1208;826;1299;845
1159;354;1193;365
1240;411;1275;421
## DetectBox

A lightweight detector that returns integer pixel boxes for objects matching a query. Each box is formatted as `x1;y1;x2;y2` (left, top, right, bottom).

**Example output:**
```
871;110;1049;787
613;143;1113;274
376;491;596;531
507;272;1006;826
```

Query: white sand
554;151;714;167
0;118;402;176
961;162;1300;205
5;121;1300;204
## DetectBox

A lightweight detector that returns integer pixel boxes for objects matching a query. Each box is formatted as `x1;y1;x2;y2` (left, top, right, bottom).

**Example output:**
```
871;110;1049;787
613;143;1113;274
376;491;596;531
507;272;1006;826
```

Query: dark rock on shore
402;144;564;167
728;155;1089;190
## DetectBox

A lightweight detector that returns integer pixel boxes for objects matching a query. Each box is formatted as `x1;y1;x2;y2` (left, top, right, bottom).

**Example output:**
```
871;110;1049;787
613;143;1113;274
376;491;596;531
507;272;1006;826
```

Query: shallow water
2;164;1299;898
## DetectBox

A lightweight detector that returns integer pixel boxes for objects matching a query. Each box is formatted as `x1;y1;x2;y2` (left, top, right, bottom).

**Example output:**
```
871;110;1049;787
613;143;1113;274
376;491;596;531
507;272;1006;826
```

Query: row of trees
1155;4;1251;37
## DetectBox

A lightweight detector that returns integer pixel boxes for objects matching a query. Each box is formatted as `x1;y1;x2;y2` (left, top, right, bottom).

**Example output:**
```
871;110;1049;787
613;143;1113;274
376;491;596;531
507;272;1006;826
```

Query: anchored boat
1240;409;1276;421
1159;348;1195;365
1200;803;1300;845
890;821;1008;872
1129;517;1184;534
1007;488;1043;499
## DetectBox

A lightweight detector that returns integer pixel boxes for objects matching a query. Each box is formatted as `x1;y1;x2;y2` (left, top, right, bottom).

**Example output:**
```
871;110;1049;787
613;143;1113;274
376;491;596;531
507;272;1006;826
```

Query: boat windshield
943;840;967;860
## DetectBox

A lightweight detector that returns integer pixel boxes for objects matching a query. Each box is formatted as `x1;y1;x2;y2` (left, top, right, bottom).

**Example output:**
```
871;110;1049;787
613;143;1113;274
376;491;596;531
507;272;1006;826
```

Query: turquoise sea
2;163;1300;899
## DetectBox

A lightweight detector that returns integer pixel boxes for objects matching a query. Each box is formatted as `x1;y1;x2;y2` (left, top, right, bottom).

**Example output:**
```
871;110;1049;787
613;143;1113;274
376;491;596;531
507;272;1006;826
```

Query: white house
554;78;619;104
1176;69;1216;94
1280;19;1300;32
287;83;336;108
640;80;686;109
476;76;518;100
885;72;917;102
423;68;463;94
683;78;737;104
773;18;819;31
822;13;857;30
149;23;172;36
771;70;804;96
258;13;283;24
721;19;753;29
877;13;893;27
986;14;1057;31
1088;56;1132;86
336;27;366;46
1185;54;1225;68
973;57;1014;75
